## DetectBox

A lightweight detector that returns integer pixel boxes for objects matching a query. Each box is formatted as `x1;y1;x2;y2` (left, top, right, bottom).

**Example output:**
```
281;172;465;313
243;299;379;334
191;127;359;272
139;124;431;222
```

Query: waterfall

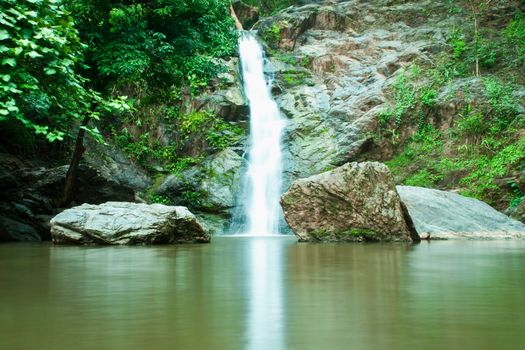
237;31;285;235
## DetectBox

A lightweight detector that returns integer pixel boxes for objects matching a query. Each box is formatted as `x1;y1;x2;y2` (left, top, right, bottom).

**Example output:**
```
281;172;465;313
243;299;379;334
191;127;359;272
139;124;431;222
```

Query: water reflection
1;240;525;350
246;238;286;350
283;243;413;349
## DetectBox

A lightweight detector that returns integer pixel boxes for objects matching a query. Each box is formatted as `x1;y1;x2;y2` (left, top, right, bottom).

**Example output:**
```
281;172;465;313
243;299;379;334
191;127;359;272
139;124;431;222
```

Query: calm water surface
1;238;524;350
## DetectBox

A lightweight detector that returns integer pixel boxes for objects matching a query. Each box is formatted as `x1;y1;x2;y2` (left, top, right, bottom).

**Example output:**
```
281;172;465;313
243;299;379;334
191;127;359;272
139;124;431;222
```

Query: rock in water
50;202;210;245
397;186;525;240
280;162;416;242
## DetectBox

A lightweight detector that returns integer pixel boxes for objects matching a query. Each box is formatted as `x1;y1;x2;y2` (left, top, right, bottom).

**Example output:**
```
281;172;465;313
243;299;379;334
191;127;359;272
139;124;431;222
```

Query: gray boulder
280;162;417;242
397;186;525;240
50;202;210;245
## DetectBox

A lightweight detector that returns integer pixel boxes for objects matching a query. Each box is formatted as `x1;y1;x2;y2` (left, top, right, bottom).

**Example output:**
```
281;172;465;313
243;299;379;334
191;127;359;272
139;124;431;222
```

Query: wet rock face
0;157;136;242
84;138;151;192
397;186;525;240
507;199;525;225
157;148;245;212
280;162;417;242
190;58;249;123
156;148;246;233
50;202;210;245
253;0;457;184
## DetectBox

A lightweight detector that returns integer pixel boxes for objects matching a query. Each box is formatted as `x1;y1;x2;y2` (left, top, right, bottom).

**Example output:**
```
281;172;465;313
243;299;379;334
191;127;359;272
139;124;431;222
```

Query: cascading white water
239;31;285;235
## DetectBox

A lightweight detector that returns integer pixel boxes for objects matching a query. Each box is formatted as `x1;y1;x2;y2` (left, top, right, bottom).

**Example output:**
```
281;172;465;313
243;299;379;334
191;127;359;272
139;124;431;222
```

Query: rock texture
397;186;525;240
508;199;525;225
253;0;456;183
0;152;137;242
84;137;151;191
156;148;246;232
50;202;210;245
280;162;417;242
190;58;248;123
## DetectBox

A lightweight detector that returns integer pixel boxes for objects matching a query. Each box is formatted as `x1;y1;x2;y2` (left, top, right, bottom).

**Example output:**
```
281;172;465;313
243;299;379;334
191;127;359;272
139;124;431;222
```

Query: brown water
1;237;524;350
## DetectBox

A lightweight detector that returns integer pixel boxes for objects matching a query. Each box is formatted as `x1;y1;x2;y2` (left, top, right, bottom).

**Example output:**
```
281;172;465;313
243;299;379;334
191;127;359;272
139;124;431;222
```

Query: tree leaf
27;50;43;58
2;58;16;67
0;30;9;41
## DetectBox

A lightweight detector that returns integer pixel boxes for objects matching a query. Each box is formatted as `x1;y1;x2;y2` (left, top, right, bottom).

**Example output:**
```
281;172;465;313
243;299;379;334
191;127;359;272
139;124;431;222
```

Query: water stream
237;31;285;235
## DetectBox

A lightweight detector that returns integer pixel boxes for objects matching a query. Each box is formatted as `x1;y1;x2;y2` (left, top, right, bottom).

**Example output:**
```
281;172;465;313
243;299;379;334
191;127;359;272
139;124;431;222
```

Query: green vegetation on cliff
381;4;525;210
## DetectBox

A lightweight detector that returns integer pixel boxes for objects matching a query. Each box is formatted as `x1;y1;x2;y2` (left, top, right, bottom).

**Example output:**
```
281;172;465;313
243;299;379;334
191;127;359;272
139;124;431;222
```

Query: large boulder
397;186;525;240
50;202;210;245
280;162;417;242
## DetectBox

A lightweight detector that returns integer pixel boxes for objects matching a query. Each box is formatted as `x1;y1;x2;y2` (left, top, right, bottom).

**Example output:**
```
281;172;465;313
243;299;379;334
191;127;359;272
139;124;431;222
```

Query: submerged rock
280;162;417;242
397;186;525;240
50;202;210;245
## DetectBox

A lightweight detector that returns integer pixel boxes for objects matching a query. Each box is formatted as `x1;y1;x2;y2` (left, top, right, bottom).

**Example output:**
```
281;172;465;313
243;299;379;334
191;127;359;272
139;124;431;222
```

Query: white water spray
238;32;285;235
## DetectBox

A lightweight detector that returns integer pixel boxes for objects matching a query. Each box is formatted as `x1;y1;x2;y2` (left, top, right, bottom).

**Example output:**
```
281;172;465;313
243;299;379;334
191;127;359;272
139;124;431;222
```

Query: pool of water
1;237;524;350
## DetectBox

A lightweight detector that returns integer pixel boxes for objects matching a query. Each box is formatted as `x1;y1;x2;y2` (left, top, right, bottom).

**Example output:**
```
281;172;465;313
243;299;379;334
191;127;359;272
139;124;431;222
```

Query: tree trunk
55;116;90;207
230;5;244;30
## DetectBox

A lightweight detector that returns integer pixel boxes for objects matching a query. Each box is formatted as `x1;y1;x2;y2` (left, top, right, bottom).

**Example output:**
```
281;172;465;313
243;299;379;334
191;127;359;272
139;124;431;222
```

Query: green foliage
449;29;467;60
419;87;438;107
166;156;203;175
405;170;443;188
508;182;524;209
0;0;91;141
112;129;153;165
378;6;525;209
67;0;237;94
387;108;525;206
456;106;488;136
380;69;417;127
459;137;525;198
282;71;310;87
503;15;525;69
247;0;297;15
112;110;244;171
276;53;311;67
0;0;132;148
149;194;173;205
263;23;281;45
181;190;203;208
178;111;244;151
483;77;520;125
